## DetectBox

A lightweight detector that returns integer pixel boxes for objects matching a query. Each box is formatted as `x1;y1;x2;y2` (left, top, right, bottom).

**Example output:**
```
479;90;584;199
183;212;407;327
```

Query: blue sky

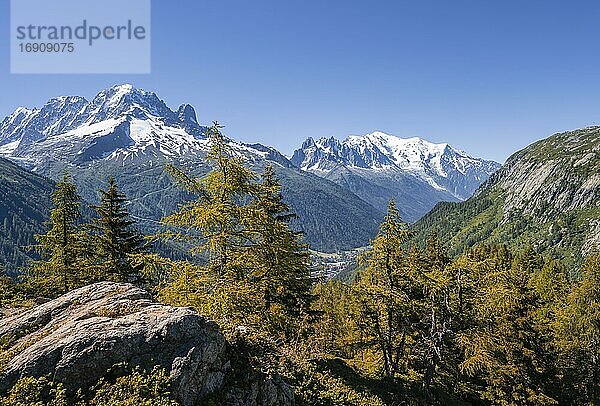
2;0;600;162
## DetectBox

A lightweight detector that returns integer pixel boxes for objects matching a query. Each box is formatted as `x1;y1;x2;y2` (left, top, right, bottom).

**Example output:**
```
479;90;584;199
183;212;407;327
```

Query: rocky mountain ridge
291;132;500;221
412;126;600;265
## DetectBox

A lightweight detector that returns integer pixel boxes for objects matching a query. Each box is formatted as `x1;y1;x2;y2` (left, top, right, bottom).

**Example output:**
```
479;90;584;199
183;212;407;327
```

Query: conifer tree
90;177;145;284
312;279;361;357
555;253;600;404
160;122;260;327
0;264;18;304
354;199;421;378
26;174;89;296
457;247;557;405
163;122;256;278
420;231;454;392
246;164;313;339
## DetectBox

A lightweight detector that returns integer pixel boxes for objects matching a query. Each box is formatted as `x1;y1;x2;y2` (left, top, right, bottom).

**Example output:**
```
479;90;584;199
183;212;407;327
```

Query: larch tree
160;122;260;328
312;279;361;357
554;253;600;404
419;230;455;392
457;247;557;405
163;122;256;276
354;199;422;379
26;173;89;296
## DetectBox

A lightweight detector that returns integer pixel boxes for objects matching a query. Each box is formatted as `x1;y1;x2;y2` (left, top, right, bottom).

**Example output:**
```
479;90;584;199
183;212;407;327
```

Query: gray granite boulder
0;282;293;405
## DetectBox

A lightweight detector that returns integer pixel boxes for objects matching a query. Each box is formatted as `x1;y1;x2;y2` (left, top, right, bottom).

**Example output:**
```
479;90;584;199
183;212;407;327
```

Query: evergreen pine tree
90;177;145;284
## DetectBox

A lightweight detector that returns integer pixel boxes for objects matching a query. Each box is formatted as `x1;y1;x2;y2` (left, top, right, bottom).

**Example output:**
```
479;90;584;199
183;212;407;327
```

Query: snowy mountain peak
84;83;175;123
291;131;501;201
41;96;88;113
99;83;140;102
112;83;134;92
0;85;296;171
2;107;36;126
299;136;315;149
359;131;447;157
0;85;213;167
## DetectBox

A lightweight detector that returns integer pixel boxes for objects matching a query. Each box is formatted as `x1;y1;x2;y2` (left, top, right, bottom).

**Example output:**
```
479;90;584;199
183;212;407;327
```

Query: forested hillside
412;127;600;266
0;158;53;273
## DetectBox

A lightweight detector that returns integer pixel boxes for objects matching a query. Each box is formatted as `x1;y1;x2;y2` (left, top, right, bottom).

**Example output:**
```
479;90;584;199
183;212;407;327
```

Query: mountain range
0;84;499;253
413;126;600;265
291;132;500;221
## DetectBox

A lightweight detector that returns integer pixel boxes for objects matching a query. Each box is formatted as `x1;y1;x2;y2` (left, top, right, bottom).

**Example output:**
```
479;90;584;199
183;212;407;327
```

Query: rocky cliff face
489;128;600;222
412;127;600;264
0;282;293;406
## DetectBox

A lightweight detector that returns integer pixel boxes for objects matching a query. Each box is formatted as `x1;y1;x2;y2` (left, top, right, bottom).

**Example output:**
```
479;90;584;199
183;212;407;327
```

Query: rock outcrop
0;282;293;406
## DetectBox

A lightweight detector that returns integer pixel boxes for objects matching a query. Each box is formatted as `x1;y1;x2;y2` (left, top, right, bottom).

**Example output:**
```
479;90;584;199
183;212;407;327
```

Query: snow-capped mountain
0;84;296;172
0;84;213;168
0;84;383;251
0;83;499;248
291;132;500;221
